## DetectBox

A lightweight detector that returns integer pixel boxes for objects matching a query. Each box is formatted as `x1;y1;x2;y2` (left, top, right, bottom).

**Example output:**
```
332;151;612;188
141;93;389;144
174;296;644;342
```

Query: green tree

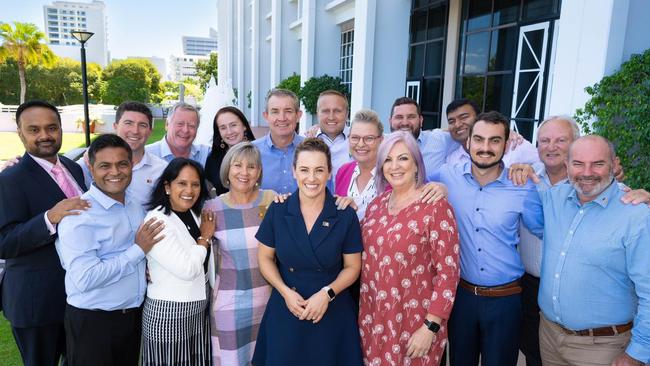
575;49;650;190
101;59;161;104
0;59;20;104
195;52;218;93
0;22;56;103
299;74;349;114
26;58;102;105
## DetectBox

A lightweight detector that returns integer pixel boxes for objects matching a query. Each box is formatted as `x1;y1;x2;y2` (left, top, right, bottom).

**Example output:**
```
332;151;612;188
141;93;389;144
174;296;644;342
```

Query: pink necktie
51;164;79;198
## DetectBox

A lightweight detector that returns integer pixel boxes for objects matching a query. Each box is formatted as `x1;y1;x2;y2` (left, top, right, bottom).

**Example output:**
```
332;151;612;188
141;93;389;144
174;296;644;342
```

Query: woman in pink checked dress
359;131;460;366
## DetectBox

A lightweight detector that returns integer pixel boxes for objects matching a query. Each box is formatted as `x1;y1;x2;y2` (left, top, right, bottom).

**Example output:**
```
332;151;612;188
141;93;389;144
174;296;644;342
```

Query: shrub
277;73;301;97
299;74;349;114
575;49;650;190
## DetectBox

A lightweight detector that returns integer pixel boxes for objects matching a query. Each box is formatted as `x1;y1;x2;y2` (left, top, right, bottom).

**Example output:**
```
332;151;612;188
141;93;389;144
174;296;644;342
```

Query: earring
220;141;225;149
243;135;248;142
415;171;419;182
165;191;170;195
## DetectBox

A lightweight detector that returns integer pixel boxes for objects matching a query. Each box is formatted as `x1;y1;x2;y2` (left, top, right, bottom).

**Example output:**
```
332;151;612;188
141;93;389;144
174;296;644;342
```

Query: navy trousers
448;284;522;366
12;323;66;366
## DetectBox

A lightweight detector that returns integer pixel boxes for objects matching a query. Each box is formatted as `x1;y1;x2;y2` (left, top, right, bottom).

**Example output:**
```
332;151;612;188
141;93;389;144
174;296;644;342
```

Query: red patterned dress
359;191;460;366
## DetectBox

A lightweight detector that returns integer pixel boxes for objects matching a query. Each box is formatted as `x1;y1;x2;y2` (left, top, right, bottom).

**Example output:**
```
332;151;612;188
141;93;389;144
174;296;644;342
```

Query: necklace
387;189;418;212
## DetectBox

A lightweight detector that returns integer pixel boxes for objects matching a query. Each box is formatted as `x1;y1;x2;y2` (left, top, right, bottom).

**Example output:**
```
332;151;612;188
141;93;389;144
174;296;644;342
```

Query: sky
0;0;219;59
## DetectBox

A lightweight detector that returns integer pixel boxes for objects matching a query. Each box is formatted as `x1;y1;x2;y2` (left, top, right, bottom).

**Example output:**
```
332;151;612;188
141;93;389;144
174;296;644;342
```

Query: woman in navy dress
253;138;363;366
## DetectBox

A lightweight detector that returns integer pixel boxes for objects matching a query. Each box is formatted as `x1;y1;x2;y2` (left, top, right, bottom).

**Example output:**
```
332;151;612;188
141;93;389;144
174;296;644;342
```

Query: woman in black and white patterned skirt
141;158;215;365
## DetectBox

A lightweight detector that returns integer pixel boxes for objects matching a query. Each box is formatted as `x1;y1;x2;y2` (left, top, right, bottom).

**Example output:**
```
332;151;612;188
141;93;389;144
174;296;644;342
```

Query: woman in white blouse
141;158;216;366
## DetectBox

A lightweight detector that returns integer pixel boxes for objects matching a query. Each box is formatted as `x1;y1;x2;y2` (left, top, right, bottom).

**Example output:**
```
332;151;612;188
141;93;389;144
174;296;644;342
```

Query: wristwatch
424;319;441;333
322;286;336;302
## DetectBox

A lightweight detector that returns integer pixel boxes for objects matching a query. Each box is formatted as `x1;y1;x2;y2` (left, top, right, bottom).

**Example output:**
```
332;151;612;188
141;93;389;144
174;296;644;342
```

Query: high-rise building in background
43;0;109;66
170;54;208;81
182;28;218;56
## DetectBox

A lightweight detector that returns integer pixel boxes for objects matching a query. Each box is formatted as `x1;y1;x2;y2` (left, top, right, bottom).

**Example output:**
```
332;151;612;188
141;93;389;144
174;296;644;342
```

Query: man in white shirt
313;90;352;180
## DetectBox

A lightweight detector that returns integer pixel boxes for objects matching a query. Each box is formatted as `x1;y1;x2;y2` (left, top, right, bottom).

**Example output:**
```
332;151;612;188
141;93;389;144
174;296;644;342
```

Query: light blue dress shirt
418;129;459;182
80;151;168;207
253;133;305;194
145;136;211;167
432;162;544;286
316;126;351;185
538;181;650;363
55;184;147;311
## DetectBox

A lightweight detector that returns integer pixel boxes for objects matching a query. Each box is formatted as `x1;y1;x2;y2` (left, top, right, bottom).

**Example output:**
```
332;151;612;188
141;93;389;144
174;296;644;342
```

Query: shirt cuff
43;211;56;235
124;244;145;265
626;340;650;363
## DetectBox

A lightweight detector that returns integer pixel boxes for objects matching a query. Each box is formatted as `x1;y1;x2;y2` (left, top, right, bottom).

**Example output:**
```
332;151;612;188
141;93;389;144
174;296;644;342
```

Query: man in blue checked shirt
531;135;650;366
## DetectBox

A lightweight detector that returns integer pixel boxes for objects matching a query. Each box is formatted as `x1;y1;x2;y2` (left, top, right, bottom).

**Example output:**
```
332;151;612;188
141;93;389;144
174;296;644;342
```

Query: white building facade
169;54;208;81
43;0;109;66
217;0;650;141
183;28;219;56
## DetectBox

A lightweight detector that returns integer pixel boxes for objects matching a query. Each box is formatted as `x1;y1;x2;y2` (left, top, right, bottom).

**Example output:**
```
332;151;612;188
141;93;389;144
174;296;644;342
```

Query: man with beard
0;100;90;366
429;111;544;366
531;135;650;366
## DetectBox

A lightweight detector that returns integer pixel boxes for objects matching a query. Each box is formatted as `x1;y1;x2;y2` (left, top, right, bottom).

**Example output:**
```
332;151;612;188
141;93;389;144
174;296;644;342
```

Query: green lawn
0;314;21;366
0;118;166;160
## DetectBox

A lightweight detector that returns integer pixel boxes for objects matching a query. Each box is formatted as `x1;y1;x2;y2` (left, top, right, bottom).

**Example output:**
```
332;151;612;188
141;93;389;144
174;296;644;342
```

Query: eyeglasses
349;135;380;145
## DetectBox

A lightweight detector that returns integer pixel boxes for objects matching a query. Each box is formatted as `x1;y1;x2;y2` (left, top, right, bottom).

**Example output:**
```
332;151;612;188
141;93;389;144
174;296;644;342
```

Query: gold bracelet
197;236;210;245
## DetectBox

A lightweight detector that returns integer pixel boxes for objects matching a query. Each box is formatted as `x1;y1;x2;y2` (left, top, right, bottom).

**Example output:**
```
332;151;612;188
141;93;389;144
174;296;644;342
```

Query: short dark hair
293;137;332;173
115;101;153;128
88;134;133;166
147;158;209;216
390;97;421;118
445;98;480;116
15;100;61;126
470;111;510;142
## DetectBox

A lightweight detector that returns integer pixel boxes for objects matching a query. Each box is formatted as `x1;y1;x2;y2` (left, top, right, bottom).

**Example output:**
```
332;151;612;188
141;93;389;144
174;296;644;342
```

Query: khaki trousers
539;313;630;366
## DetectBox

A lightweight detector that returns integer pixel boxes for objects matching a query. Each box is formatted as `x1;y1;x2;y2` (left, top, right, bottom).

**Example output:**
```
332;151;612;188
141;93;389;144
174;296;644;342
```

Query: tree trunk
18;61;26;104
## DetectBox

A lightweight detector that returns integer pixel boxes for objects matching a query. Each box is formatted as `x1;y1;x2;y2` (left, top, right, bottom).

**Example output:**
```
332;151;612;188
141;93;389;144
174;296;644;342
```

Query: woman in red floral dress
359;131;460;366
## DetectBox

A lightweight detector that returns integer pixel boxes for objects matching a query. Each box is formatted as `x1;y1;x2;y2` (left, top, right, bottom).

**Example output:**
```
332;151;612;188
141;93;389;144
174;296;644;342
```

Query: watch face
327;288;336;300
425;320;440;333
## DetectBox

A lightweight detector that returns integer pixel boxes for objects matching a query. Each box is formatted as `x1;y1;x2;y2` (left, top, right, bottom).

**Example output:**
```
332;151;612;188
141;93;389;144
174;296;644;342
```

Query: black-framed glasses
349;135;380;145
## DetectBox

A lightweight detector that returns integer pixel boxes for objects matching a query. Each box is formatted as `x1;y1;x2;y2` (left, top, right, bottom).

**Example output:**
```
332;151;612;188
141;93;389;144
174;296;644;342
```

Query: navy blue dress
252;190;363;366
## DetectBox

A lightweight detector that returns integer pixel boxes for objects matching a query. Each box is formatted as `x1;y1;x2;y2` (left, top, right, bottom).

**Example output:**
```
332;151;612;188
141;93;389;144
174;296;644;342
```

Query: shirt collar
462;161;509;184
135;151;153;170
567;178;617;208
265;132;300;149
160;136;198;159
538;169;569;187
29;154;61;172
88;183;130;209
316;126;349;141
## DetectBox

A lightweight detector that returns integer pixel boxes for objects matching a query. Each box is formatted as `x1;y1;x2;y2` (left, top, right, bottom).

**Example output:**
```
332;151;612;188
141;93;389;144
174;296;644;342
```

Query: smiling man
80;102;167;207
429;111;544;366
0;100;89;366
314;90;351;179
536;135;650;366
253;88;305;193
56;134;164;365
146;102;210;167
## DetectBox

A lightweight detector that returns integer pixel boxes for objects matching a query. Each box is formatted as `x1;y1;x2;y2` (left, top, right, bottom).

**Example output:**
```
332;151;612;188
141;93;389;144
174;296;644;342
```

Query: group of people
0;87;648;366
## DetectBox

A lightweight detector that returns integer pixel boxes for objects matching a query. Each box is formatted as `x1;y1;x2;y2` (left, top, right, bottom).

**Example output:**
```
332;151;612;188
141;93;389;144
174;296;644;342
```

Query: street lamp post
71;30;94;147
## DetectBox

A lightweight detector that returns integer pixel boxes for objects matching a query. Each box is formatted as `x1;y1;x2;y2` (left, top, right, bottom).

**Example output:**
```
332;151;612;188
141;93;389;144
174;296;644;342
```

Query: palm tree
0;22;56;103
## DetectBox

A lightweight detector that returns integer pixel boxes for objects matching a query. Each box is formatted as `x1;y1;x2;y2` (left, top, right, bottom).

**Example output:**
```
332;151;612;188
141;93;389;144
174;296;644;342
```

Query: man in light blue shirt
431;111;544;366
80;102;167;207
146;102;210;167
313;90;352;181
57;135;163;365
388;97;457;180
253;89;305;193
536;135;650;365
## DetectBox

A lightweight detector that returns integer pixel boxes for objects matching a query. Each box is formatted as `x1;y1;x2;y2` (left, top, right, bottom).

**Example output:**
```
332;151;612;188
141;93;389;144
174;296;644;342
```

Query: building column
440;0;462;128
547;0;630;116
350;0;377;115
270;0;282;88
251;0;259;120
299;0;316;132
236;0;246;110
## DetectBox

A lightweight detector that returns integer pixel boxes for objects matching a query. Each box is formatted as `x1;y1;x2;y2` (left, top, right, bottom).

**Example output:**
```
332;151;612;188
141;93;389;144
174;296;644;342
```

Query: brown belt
557;321;633;337
459;278;522;297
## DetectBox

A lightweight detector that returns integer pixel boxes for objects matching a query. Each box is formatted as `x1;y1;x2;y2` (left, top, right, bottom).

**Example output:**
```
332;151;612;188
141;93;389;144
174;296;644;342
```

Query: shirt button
289;267;295;272
579;210;584;214
479;188;483;191
555;273;559;278
560;252;565;256
569;230;573;235
475;228;479;232
475;208;479;211
480;268;484;271
552;296;557;300
283;170;286;173
478;248;482;252
556;316;560;321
